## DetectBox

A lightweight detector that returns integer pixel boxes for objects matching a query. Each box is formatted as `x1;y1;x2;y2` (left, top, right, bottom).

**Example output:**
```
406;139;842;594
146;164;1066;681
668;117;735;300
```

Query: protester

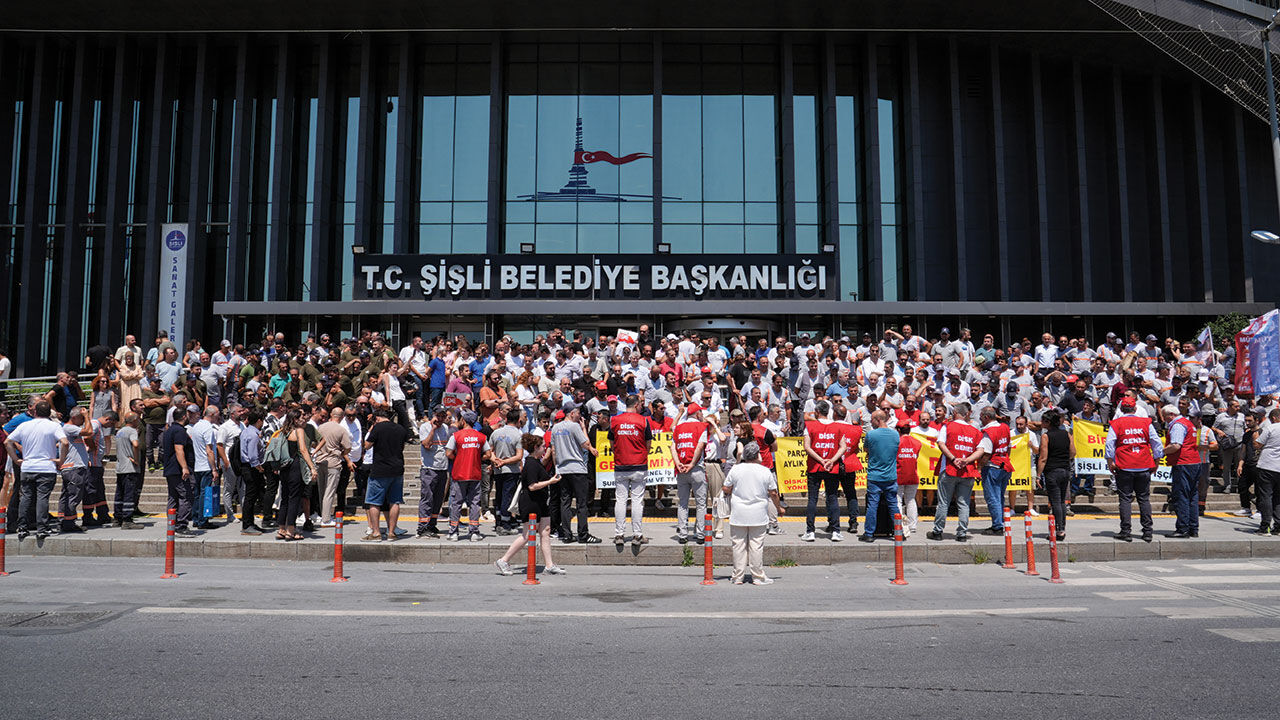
928;402;986;542
4;401;69;540
1037;410;1075;541
609;395;652;546
1105;397;1163;542
495;433;565;577
722;442;782;585
1251;408;1280;536
362;408;408;541
860;410;901;542
445;410;488;542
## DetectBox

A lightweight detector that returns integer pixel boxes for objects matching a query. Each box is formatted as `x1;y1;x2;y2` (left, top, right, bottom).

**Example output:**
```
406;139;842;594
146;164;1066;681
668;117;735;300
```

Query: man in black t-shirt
361;409;409;541
160;405;197;535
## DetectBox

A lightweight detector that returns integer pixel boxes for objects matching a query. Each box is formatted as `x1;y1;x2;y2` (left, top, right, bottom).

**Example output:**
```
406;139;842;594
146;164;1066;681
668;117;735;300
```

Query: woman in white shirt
514;370;540;432
722;442;784;585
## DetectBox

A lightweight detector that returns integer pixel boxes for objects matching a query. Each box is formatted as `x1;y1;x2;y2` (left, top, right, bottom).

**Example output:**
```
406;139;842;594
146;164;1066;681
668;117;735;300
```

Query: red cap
701;366;712;374
595;381;608;390
553;410;566;421
1066;374;1078;383
1120;397;1136;410
606;395;618;402
687;403;703;414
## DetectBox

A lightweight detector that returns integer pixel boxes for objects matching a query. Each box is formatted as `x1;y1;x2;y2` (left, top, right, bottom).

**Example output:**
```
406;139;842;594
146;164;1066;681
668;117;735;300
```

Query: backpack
264;429;293;471
228;433;244;475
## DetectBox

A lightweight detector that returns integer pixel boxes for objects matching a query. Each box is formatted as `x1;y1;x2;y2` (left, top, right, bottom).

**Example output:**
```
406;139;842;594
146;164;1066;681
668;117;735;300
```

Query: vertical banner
775;436;808;494
1153;435;1172;483
1009;433;1034;490
1252;310;1280;396
160;223;189;349
1072;418;1110;476
910;430;942;490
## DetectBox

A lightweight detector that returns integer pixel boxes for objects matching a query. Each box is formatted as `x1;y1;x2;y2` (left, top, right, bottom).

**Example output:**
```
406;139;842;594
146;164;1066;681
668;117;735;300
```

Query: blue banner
1252;310;1280;396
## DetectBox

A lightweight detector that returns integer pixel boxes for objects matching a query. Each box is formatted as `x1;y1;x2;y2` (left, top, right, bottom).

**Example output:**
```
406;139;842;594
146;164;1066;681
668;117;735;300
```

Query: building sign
355;253;835;301
159;222;188;347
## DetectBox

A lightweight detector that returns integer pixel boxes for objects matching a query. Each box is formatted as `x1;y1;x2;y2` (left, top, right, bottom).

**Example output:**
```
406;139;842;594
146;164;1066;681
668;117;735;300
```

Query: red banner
574;150;651;165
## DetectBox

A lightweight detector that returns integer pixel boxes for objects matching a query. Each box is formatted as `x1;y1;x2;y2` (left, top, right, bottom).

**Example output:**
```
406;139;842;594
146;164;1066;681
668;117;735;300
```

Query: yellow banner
1009;432;1034;490
910;430;942;490
1072;418;1109;476
775;436;808;494
593;430;676;489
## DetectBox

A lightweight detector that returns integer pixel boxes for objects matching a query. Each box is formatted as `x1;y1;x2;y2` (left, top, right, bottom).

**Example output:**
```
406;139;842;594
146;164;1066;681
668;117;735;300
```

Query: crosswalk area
1075;560;1280;642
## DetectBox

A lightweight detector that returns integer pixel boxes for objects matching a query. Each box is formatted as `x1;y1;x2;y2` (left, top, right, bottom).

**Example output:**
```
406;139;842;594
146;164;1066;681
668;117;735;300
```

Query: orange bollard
1047;514;1065;583
331;511;348;582
700;512;716;585
523;513;540;585
1023;510;1039;576
890;513;908;585
1000;506;1015;569
0;507;9;577
161;508;178;579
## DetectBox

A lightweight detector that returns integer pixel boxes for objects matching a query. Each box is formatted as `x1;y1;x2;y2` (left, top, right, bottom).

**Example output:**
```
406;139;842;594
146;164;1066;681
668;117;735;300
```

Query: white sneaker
714;530;723;540
319;520;337;528
546;565;567;575
800;531;816;542
446;531;459;542
753;577;774;585
1029;508;1041;517
1232;508;1253;517
831;531;844;542
309;513;321;524
767;524;784;535
296;514;307;525
495;559;513;576
1253;511;1263;520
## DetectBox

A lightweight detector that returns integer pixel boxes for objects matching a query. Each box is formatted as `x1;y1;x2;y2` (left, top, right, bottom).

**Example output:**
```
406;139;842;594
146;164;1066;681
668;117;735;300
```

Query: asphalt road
2;556;1279;719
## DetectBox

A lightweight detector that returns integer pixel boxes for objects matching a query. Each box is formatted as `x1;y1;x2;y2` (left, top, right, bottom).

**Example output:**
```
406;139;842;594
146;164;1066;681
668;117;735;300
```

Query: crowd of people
3;323;1280;581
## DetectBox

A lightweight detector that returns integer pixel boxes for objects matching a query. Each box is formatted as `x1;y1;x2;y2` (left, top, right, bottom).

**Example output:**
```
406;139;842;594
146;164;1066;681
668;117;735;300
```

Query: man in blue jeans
1162;404;1202;538
978;407;1012;535
860;410;901;543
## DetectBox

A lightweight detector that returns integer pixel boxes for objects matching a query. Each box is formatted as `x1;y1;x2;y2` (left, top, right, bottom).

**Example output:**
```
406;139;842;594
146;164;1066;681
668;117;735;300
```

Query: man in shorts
361;408;408;541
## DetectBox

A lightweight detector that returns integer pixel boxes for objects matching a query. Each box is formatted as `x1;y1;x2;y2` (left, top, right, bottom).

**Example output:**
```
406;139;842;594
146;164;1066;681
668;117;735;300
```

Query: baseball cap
1106;332;1117;339
1119;397;1136;410
687;403;703;415
1146;334;1158;342
220;339;231;348
701;366;712;374
1197;370;1210;381
666;333;678;341
606;395;618;402
940;327;951;335
595;381;607;390
553;410;566;421
460;410;478;425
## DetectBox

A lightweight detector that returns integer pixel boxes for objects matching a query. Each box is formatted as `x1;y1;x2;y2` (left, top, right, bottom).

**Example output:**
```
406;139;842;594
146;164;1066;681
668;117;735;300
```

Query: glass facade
0;31;1270;373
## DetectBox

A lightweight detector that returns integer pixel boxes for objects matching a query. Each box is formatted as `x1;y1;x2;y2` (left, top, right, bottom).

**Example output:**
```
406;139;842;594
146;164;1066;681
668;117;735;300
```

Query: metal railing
0;376;94;414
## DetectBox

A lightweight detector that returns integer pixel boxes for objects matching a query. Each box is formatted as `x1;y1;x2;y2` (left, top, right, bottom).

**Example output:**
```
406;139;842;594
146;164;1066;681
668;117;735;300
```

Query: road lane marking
1097;566;1280;618
1094;590;1186;601
1144;606;1261;619
1158;575;1280;585
136;606;1091;620
1183;563;1271;571
1207;628;1280;642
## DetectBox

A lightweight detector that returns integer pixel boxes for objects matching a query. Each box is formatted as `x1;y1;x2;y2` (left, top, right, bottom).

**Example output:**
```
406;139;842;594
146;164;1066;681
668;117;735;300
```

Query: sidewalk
5;511;1278;566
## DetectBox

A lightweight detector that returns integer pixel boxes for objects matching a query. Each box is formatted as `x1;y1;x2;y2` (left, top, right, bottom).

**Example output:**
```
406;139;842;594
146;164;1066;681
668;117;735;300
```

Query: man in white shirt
4;401;69;539
1034;333;1059;370
216;404;246;523
188;406;222;529
1252;408;1280;535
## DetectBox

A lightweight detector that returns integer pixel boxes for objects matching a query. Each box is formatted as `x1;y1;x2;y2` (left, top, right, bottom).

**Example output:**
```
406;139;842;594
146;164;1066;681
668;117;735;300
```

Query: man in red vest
927;402;988;542
801;400;848;542
1105;397;1163;542
978;407;1012;536
610;395;653;546
1161;404;1202;538
673;404;709;543
747;405;783;535
895;427;923;537
445;410;489;542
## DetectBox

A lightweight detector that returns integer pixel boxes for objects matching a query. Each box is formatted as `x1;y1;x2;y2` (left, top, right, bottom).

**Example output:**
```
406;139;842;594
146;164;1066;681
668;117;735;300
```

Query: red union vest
1169;416;1201;466
451;427;487;481
610;412;651;469
804;420;844;474
673;421;707;466
982;422;1013;471
841;422;864;473
1110;414;1156;471
943;420;983;479
896;434;922;485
